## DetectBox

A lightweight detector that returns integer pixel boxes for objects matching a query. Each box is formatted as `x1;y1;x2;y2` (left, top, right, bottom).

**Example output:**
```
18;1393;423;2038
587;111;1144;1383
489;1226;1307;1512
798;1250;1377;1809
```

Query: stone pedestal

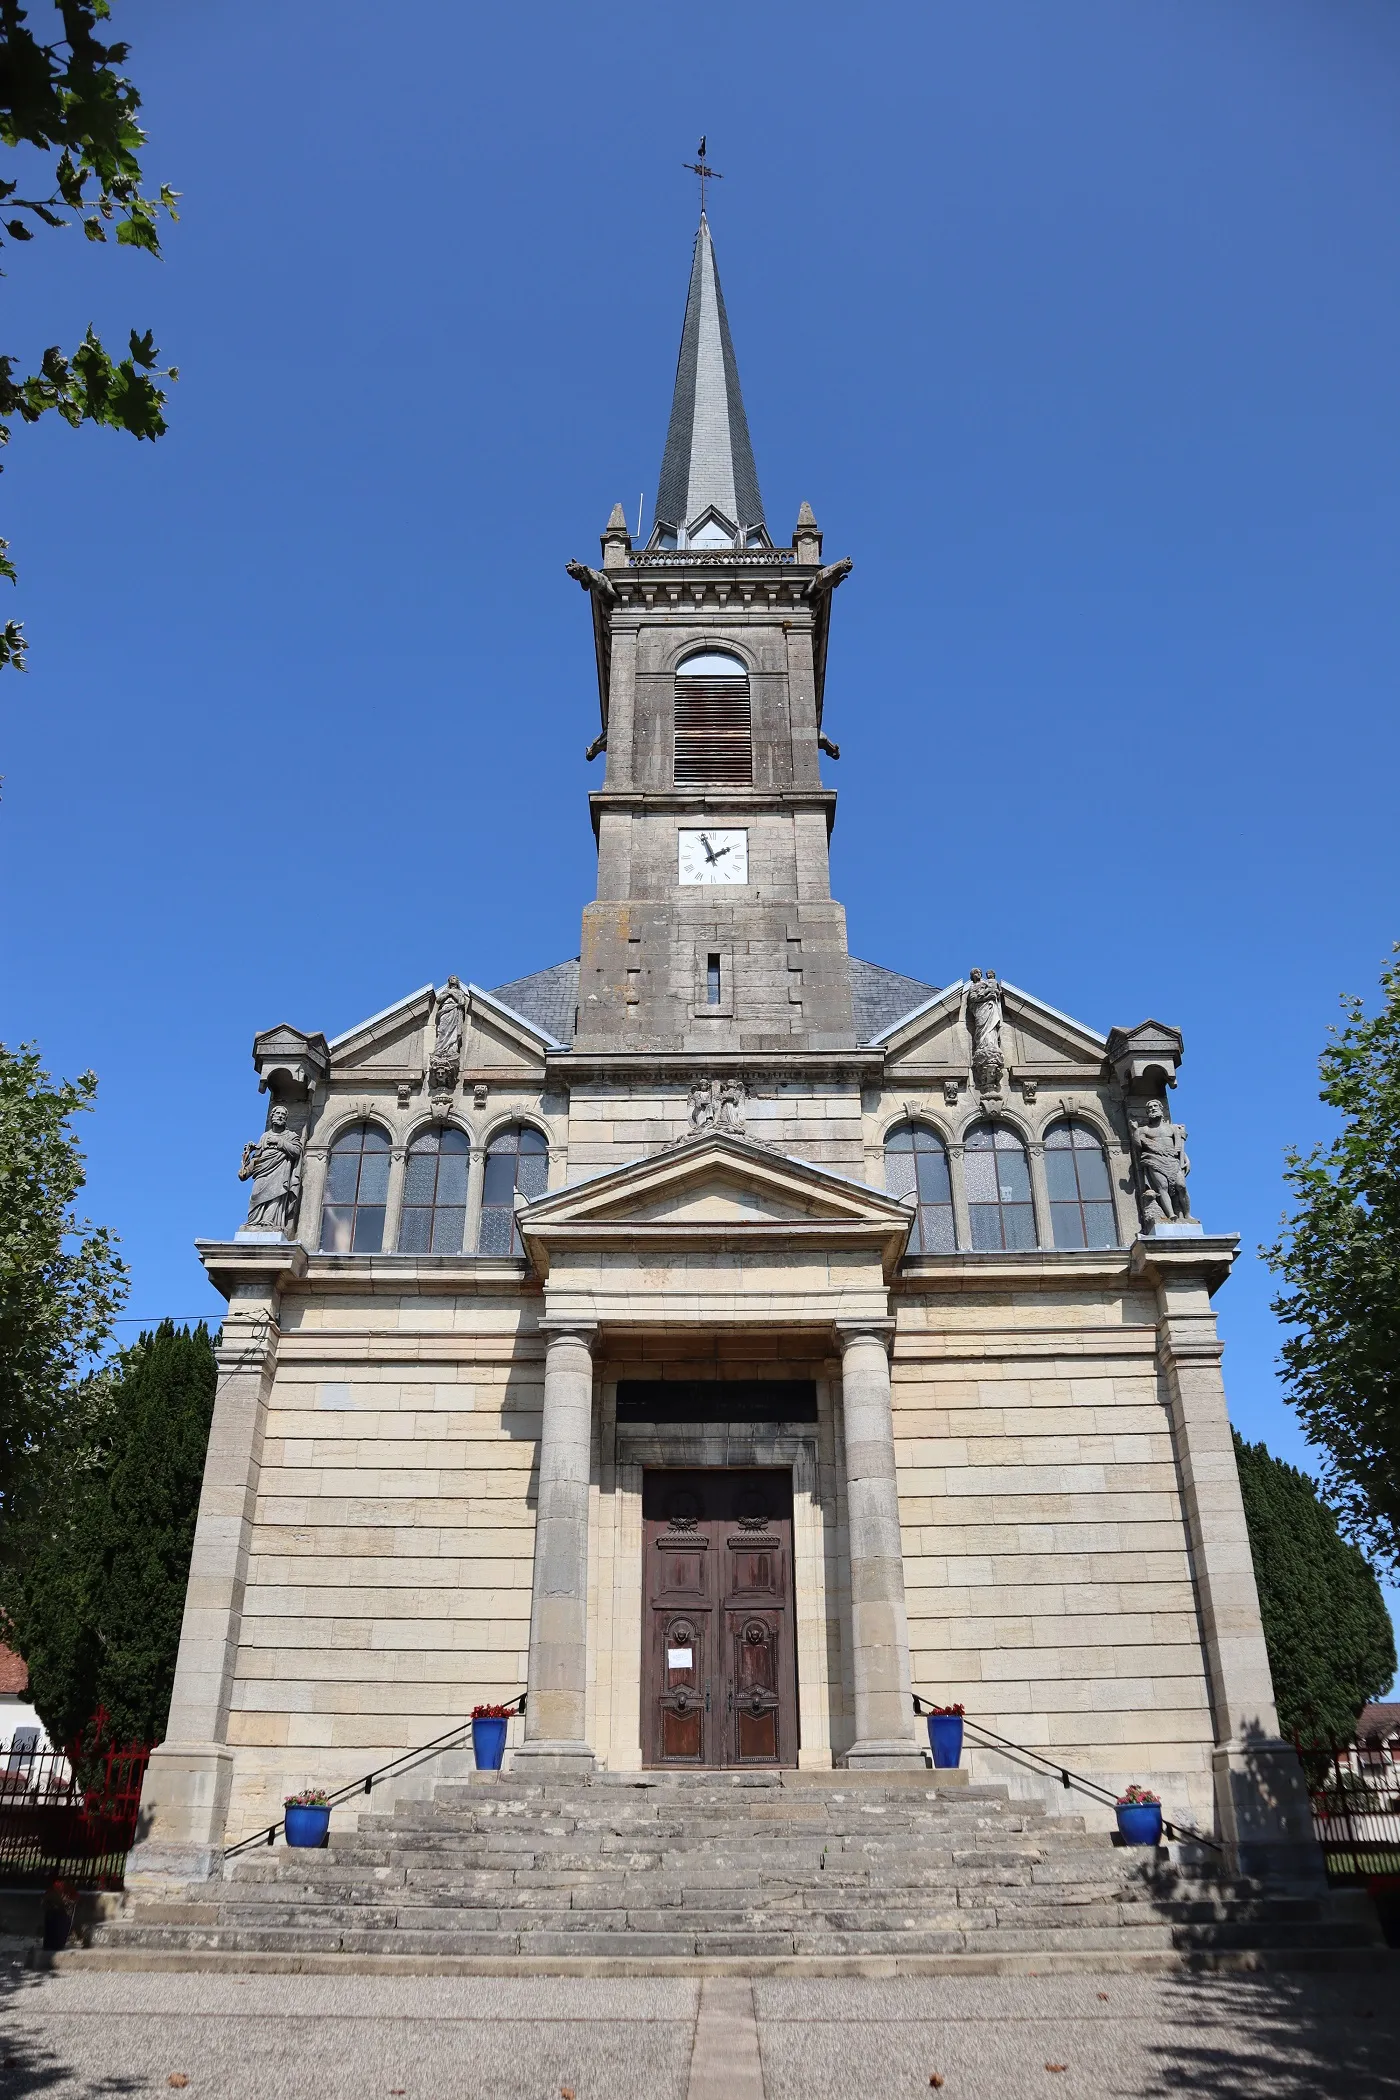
126;1241;305;1882
838;1323;924;1769
1136;1237;1323;1880
513;1326;597;1774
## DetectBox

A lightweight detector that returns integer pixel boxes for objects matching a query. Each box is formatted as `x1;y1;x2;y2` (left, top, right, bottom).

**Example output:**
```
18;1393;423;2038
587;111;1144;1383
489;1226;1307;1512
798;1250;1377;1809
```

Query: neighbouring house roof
0;1643;27;1697
849;957;939;1045
1356;1702;1400;1745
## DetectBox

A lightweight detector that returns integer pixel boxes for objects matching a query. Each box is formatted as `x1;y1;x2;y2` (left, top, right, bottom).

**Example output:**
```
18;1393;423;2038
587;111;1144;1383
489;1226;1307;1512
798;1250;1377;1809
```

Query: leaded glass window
884;1123;956;1254
319;1122;391;1253
965;1123;1036;1251
399;1126;470;1253
1044;1119;1118;1248
478;1124;549;1255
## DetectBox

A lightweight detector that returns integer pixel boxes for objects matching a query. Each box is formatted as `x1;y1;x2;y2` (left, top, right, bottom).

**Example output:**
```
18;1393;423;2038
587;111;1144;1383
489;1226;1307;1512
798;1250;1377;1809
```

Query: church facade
135;216;1311;1877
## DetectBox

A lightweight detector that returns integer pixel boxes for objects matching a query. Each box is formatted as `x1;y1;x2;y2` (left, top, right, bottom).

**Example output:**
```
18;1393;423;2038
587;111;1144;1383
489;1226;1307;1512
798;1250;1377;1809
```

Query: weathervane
683;135;722;217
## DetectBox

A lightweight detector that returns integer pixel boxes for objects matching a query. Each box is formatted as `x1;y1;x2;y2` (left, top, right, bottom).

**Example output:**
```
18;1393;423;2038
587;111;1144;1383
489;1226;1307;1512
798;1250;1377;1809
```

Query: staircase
69;1769;1385;1974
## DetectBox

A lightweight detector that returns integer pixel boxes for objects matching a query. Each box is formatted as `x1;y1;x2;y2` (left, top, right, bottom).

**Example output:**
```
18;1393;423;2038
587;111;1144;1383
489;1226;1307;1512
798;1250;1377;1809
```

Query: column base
1213;1737;1324;1883
844;1738;928;1771
510;1740;597;1776
125;1742;234;1885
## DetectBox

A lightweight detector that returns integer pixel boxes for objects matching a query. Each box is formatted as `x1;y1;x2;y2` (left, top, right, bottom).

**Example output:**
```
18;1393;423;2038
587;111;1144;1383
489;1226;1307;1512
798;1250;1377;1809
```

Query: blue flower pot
284;1805;331;1848
927;1714;964;1769
1116;1802;1163;1846
472;1715;508;1771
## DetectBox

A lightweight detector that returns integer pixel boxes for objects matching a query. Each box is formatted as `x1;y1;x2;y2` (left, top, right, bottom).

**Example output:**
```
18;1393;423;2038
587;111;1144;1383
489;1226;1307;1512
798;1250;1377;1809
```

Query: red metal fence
0;1711;151;1889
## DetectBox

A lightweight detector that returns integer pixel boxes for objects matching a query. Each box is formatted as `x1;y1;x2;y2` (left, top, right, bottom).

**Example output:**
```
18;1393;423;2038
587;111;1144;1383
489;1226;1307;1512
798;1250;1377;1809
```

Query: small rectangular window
706;954;722;1005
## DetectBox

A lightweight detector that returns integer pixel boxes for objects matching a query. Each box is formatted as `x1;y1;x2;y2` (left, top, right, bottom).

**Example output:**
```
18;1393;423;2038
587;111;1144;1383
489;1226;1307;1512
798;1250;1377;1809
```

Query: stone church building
136;215;1310;1878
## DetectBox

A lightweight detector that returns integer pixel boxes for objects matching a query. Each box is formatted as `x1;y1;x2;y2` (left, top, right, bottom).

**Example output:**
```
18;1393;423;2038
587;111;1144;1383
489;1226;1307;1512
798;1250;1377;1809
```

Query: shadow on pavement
0;1949;141;2097
1144;1969;1400;2097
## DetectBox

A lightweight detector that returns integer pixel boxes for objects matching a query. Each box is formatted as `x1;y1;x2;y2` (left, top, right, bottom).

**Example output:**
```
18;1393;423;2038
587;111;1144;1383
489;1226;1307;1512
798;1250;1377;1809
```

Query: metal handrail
912;1696;1222;1853
223;1694;527;1859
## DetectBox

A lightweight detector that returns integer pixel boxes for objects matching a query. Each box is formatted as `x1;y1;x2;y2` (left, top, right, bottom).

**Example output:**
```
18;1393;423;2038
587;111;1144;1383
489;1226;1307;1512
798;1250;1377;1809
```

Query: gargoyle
801;556;853;604
565;559;619;609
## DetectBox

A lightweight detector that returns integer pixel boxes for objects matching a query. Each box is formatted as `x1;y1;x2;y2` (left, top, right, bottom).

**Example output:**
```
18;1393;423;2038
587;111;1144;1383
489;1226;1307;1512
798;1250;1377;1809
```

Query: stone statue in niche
239;1104;303;1235
717;1077;746;1134
966;969;1005;1094
430;975;467;1093
1130;1099;1193;1228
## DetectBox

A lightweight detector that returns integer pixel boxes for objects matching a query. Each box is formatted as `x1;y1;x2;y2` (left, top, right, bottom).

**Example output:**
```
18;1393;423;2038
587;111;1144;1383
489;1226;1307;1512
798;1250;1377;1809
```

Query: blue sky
3;4;1398;1659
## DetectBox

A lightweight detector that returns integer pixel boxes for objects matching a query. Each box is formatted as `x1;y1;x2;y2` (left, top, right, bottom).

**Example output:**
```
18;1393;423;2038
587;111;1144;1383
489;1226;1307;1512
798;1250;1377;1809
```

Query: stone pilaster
1135;1237;1321;1879
513;1324;597;1773
837;1322;924;1768
127;1239;306;1883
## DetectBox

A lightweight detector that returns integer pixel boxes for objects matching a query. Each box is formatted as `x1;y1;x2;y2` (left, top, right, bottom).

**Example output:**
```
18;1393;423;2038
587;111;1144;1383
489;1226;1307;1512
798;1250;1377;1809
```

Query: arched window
319;1122;390;1253
1044;1119;1118;1248
399;1126;470;1253
965;1123;1036;1251
478;1124;549;1255
674;650;751;786
884;1123;956;1254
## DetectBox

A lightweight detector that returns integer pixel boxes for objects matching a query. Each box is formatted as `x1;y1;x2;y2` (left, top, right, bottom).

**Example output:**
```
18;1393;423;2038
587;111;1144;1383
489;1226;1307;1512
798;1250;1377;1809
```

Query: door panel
642;1469;797;1768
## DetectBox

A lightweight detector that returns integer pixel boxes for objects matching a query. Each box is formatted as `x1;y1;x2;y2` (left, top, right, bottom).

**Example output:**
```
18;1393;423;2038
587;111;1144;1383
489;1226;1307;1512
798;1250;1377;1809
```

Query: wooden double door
642;1468;798;1768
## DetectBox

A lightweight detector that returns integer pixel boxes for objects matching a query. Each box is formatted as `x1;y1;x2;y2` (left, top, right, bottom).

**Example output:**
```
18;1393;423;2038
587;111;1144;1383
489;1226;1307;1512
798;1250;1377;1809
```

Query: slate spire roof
654;214;766;539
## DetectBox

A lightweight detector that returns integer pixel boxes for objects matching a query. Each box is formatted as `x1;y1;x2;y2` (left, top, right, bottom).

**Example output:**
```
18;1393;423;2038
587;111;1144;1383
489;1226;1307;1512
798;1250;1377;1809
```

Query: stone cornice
546;1048;883;1084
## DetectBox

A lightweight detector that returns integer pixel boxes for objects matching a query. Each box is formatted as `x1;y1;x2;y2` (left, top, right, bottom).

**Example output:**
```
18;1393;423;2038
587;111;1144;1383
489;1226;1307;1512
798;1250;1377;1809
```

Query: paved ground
1;1959;1398;2098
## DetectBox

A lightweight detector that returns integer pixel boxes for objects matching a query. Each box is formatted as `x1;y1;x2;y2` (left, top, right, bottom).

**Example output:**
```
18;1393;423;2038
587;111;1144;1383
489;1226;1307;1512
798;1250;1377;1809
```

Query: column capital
835;1318;896;1352
538;1321;599;1351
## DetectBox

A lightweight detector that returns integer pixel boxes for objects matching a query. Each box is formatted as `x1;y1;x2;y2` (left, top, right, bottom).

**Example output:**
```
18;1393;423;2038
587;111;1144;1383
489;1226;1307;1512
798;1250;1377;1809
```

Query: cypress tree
2;1321;216;1748
1234;1428;1396;1745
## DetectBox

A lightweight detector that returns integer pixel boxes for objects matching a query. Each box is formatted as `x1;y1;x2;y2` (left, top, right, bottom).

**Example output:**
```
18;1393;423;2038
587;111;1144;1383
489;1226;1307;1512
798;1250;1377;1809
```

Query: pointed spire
654;214;765;540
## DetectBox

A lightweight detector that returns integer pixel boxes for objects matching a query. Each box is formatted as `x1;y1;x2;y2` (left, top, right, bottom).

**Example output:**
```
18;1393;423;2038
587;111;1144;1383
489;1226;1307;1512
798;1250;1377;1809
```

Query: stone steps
82;1768;1384;1973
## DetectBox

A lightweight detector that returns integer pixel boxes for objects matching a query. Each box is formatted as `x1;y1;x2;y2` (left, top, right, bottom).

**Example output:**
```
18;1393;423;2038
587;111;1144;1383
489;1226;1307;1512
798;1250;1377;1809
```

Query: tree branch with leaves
1264;947;1400;1572
0;0;177;667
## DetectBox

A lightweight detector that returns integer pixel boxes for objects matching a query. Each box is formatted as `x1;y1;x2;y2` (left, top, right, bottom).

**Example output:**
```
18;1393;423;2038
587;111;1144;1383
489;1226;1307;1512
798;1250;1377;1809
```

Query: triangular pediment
879;977;1108;1074
520;1131;914;1280
323;980;558;1079
327;985;434;1073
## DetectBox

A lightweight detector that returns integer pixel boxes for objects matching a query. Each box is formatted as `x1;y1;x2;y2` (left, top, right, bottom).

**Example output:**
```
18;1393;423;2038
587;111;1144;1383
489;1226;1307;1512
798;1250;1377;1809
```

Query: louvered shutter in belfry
673;673;752;786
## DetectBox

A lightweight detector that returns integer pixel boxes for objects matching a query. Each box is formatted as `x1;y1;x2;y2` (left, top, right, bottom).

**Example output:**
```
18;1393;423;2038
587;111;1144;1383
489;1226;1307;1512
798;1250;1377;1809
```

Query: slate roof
489;955;935;1053
1356;1702;1400;1745
489;960;579;1047
655;214;765;536
849;957;939;1045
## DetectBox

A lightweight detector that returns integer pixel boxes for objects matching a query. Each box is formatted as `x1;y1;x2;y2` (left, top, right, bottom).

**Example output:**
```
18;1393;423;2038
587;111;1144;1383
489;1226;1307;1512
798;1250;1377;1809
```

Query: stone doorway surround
590;1407;842;1771
513;1127;929;1776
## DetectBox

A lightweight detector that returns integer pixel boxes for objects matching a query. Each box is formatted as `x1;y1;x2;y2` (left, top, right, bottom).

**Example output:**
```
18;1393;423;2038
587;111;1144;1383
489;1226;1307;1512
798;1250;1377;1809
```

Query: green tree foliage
1234;1429;1395;1744
0;1039;126;1513
0;1320;216;1747
1264;949;1400;1570
0;0;178;667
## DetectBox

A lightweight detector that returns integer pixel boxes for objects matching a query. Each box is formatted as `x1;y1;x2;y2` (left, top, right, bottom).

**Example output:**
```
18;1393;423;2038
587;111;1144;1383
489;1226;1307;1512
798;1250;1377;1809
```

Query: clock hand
710;844;732;859
700;835;717;864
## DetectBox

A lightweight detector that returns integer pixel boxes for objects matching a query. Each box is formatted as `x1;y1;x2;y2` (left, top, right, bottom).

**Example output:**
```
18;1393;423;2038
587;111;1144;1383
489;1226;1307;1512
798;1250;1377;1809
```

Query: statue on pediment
430;975;467;1093
239;1104;303;1235
689;1077;717;1132
1130;1099;1193;1228
967;969;1005;1094
717;1077;746;1134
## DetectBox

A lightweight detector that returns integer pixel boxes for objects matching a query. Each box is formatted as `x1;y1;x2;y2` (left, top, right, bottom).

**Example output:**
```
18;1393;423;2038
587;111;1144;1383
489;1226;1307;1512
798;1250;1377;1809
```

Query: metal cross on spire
683;135;722;217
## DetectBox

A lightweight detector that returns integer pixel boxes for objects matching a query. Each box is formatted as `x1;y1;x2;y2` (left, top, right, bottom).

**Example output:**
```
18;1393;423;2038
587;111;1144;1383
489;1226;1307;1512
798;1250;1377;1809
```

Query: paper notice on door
667;1647;693;1670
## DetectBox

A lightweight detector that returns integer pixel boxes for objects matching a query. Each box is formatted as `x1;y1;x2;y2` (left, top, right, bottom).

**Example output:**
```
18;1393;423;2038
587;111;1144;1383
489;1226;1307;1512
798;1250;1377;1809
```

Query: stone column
513;1325;597;1773
127;1241;306;1882
1136;1239;1320;1879
838;1322;924;1768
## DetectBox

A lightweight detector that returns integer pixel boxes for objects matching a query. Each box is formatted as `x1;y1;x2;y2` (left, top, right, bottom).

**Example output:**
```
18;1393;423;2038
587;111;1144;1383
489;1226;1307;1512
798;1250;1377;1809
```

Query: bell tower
571;213;856;1054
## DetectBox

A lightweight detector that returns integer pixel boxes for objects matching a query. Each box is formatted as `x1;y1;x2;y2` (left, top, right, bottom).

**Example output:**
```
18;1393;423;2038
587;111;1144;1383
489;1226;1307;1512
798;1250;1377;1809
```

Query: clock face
678;828;748;886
